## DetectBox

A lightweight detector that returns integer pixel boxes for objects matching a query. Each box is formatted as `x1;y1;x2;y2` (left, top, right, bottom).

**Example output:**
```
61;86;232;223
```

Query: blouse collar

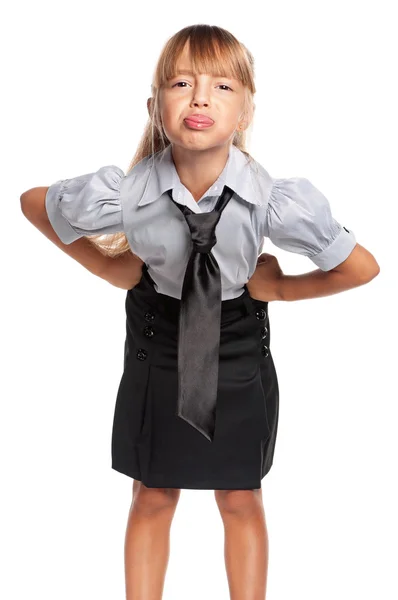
138;143;262;207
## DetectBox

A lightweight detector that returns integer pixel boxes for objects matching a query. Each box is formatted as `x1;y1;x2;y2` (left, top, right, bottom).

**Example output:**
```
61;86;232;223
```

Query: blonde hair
89;24;257;258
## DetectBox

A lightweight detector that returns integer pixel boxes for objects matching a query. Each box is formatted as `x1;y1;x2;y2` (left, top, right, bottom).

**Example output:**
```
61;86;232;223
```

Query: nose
191;95;210;108
190;81;211;108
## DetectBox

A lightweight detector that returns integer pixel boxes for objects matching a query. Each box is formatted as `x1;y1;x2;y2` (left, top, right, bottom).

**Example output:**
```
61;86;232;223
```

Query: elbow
358;253;381;283
360;263;380;284
20;187;38;204
352;262;380;286
20;190;29;209
20;187;48;222
20;191;33;220
332;244;381;285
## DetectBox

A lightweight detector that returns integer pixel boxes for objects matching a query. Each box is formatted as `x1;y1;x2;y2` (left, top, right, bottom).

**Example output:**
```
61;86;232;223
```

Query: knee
214;488;263;517
132;480;181;515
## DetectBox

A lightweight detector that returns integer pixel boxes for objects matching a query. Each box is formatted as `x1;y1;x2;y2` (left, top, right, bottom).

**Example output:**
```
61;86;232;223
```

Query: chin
173;133;232;152
172;137;212;151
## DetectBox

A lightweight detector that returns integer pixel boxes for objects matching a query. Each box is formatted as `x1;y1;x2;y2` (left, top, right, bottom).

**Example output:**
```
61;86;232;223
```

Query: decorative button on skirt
111;265;279;490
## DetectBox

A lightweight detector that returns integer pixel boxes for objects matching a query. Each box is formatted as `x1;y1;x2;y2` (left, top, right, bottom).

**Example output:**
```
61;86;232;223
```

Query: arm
100;251;145;290
20;187;144;288
262;177;380;302
278;243;380;302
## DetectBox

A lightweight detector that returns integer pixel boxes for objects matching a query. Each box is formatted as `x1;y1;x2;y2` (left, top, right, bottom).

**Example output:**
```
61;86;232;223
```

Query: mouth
183;116;215;130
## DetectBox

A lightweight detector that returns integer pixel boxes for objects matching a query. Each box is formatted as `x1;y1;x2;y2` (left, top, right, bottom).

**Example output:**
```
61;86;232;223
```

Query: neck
171;143;231;202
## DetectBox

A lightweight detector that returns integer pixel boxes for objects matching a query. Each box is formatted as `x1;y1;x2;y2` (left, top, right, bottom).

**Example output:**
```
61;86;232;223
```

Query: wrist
248;279;285;302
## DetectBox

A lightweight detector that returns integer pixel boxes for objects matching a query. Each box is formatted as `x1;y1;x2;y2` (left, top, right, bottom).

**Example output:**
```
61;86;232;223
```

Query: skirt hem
111;462;272;490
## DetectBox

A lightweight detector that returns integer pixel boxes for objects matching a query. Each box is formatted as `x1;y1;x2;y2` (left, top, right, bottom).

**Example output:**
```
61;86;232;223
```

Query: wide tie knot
185;211;221;254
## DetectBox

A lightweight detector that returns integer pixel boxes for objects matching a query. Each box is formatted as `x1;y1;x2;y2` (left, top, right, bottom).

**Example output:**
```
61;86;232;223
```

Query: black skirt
111;265;279;490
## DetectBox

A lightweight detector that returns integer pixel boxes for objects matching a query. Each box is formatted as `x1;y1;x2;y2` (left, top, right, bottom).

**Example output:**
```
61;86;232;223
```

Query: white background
2;1;397;599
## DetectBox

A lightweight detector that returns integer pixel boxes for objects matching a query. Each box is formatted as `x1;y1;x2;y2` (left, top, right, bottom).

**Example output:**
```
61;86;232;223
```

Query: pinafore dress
111;264;279;490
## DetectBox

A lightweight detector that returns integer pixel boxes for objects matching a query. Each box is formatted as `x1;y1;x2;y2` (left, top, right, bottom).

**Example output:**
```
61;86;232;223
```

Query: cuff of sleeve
309;226;357;271
45;180;82;245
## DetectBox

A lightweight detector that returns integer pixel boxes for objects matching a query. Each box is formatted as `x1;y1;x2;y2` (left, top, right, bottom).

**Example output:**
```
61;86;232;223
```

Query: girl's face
156;44;247;151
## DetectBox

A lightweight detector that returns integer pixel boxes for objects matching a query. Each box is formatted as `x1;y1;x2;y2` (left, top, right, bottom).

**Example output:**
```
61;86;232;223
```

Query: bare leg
214;488;269;600
124;479;181;600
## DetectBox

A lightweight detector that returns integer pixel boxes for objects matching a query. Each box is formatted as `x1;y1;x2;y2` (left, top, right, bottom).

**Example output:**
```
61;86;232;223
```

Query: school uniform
45;143;357;490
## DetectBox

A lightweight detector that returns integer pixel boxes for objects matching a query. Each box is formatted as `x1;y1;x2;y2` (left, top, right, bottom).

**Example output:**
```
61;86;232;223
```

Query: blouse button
255;308;266;321
143;325;155;338
144;311;155;323
261;345;269;357
261;326;268;339
136;348;148;361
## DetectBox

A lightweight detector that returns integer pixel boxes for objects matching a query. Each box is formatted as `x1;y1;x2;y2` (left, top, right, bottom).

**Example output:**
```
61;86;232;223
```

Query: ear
238;98;255;131
147;97;153;118
237;110;248;132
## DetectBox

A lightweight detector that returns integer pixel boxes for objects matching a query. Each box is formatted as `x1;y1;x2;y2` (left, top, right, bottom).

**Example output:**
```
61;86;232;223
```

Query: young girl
21;23;379;600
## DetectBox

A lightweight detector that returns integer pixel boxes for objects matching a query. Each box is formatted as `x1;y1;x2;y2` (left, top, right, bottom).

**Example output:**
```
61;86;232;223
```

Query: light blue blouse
45;143;357;300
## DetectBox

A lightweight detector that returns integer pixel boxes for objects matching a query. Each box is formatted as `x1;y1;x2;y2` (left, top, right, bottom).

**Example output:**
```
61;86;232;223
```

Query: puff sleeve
45;165;125;244
264;177;357;271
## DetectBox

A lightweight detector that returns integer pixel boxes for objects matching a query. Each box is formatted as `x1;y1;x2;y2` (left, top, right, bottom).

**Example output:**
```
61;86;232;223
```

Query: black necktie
166;185;235;442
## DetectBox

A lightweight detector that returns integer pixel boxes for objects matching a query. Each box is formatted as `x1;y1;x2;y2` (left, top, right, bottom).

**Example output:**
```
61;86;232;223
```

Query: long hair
88;24;257;258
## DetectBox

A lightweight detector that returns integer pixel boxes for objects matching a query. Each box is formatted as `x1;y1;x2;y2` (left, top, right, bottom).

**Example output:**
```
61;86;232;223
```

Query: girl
21;23;379;600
